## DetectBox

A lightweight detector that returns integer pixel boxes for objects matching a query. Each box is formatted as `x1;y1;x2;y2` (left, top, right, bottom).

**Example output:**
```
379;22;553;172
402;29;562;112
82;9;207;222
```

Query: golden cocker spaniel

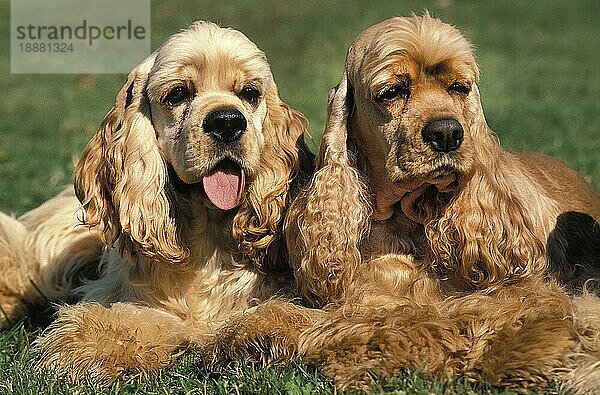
210;15;600;393
0;21;309;381
289;15;600;305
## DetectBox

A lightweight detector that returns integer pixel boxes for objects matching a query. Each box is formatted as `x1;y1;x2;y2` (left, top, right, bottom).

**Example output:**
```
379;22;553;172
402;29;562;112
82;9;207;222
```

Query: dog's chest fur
78;215;285;325
362;211;427;261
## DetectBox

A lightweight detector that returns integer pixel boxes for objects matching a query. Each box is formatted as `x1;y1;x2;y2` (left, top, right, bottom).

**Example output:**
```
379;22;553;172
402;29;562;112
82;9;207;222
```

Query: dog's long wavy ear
285;73;371;307
74;53;189;265
232;83;309;270
426;85;556;289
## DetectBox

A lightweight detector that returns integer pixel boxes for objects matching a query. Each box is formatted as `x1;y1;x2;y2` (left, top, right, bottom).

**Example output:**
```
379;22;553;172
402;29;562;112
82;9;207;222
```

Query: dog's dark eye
377;85;410;102
448;82;471;95
239;86;261;105
163;86;193;106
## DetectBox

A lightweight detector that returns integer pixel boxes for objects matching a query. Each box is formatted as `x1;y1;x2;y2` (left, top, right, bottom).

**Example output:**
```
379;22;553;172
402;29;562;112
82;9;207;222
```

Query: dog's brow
372;72;411;93
242;77;264;88
424;62;448;76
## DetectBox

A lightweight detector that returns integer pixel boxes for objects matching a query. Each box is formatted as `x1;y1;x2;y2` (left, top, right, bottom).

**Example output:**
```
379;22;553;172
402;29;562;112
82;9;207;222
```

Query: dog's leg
36;302;189;382
203;299;324;366
298;278;577;392
552;291;600;394
19;187;104;302
287;253;453;391
298;298;469;392
204;256;436;371
453;282;576;391
0;211;43;328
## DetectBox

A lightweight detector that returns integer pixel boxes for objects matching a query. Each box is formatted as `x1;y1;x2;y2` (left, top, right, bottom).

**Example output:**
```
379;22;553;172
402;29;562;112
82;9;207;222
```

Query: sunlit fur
208;15;600;393
0;21;309;381
290;14;600;303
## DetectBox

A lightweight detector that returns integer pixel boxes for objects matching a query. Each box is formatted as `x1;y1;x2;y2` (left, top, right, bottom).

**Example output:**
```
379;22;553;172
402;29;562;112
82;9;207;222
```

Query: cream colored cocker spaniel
0;21;309;381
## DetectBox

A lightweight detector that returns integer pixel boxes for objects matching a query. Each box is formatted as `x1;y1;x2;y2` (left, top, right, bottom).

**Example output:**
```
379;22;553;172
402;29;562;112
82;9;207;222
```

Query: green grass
0;0;598;393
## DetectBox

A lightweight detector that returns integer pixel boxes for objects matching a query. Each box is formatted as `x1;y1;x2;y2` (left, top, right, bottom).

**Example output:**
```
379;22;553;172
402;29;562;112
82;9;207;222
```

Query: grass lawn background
0;0;598;393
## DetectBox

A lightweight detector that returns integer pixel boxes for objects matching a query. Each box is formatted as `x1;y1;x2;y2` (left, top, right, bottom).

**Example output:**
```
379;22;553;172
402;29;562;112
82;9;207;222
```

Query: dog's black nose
202;109;247;143
422;118;464;153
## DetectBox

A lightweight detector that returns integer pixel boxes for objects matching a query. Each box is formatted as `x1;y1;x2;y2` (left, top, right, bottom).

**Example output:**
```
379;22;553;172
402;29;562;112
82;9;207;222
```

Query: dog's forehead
348;15;478;89
148;22;272;91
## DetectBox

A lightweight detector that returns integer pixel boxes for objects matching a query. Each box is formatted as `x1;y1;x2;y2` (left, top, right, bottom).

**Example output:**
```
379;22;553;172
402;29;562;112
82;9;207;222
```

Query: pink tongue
202;163;245;210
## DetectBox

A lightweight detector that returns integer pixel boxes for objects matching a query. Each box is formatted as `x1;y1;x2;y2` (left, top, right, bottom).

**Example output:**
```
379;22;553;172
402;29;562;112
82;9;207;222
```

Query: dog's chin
168;159;247;212
394;168;467;225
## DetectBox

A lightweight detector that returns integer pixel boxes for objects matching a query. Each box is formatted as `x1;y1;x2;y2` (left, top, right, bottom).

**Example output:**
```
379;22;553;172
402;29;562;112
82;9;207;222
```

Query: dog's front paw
202;300;321;367
36;302;188;382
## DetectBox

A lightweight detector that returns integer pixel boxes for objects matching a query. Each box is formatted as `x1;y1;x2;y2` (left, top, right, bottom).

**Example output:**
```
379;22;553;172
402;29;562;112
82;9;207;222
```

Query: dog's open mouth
202;159;246;211
399;174;459;224
168;159;247;211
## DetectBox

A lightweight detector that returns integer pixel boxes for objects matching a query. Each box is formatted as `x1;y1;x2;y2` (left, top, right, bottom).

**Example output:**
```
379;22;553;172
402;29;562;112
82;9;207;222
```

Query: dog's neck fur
346;131;429;265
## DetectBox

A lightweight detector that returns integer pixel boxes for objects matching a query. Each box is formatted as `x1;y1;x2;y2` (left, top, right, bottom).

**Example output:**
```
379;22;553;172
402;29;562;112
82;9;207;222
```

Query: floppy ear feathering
424;85;560;288
74;53;189;265
232;84;308;270
286;73;371;306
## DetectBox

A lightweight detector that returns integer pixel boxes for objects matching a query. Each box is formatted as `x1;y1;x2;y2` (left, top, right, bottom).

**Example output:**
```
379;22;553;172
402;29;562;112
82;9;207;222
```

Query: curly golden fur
0;21;309;381
290;14;600;303
209;15;600;393
288;14;600;392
